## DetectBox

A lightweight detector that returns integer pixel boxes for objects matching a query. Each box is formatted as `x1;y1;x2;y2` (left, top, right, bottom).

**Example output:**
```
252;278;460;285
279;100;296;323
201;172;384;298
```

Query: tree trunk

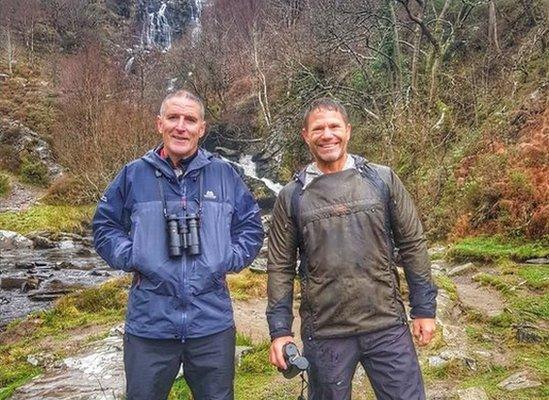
488;0;502;54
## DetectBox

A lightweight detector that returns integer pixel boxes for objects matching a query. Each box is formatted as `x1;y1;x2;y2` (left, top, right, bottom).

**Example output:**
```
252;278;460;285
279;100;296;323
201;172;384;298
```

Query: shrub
42;175;93;205
0;173;10;197
19;157;49;186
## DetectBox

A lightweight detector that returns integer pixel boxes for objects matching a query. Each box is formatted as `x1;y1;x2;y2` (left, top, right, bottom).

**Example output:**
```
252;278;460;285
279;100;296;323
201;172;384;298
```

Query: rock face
0;118;63;180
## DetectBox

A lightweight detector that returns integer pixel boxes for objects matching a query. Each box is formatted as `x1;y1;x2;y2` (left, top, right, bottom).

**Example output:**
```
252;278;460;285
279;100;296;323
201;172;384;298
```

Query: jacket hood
141;146;216;179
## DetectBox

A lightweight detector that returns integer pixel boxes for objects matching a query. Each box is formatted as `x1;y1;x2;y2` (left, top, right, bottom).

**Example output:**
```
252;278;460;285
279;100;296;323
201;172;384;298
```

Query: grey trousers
124;327;236;400
303;324;426;400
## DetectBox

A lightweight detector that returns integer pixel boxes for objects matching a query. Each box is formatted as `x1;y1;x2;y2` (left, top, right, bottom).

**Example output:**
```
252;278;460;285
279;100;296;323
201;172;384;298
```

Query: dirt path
233;297;302;345
0;178;45;212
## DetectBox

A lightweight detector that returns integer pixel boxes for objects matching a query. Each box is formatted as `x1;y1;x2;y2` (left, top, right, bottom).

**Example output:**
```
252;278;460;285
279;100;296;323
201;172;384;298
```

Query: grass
0;277;129;399
227;270;268;300
516;265;549;290
448;236;549;262
435;274;459;301
0;204;95;235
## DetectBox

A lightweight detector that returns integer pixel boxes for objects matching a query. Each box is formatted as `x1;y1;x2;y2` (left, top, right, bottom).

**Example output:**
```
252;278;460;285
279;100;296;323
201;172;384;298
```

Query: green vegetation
0;204;94;235
0;278;129;399
227;270;268;301
448;236;549;262
517;265;549;290
19;157;50;186
0;173;10;197
435;275;458;301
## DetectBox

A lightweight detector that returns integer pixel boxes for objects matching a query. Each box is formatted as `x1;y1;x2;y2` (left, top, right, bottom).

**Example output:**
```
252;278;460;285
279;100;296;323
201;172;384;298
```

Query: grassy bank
0;277;129;400
448;236;549;262
0;204;95;235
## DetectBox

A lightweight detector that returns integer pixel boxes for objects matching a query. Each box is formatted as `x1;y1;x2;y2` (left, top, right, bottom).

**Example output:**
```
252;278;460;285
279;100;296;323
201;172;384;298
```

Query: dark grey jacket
266;156;437;340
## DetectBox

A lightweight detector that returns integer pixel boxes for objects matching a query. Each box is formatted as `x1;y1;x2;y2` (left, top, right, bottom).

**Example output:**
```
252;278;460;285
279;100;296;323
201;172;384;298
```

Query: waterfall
190;0;204;40
236;155;284;195
141;1;172;51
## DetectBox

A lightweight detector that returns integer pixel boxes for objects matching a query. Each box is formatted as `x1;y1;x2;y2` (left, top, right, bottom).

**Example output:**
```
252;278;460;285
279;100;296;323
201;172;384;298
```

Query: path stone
456;387;489;400
447;262;476;277
525;257;549;265
453;276;505;317
497;370;542;391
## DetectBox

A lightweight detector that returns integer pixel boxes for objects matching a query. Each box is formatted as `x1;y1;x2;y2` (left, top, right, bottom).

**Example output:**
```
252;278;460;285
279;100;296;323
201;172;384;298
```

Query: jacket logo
204;190;217;200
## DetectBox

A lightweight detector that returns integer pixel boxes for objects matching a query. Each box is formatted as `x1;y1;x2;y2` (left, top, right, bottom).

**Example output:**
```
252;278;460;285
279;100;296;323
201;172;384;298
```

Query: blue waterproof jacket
93;147;264;340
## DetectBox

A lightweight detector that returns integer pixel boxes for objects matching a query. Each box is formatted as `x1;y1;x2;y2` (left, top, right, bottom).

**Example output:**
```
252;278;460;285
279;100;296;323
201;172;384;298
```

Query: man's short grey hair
159;90;205;119
302;97;349;128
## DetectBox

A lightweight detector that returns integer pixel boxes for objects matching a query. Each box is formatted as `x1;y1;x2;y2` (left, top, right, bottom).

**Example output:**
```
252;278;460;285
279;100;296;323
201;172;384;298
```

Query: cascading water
190;0;204;40
141;1;173;51
233;155;283;195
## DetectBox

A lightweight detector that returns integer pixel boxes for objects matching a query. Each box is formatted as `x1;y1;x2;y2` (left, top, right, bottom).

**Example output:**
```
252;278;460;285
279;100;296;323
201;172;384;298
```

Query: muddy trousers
303;324;425;400
123;326;236;400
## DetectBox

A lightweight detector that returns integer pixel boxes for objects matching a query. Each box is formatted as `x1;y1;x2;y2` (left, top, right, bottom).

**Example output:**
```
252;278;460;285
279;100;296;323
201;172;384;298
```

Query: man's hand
412;318;436;346
269;336;294;370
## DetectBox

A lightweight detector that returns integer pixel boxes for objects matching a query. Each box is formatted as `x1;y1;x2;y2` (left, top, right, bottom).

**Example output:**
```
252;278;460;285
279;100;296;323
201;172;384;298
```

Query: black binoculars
166;213;201;257
280;342;309;379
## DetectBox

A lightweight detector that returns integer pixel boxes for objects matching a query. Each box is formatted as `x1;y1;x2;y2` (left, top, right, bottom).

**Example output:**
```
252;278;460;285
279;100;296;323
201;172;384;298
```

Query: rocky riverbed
0;230;122;327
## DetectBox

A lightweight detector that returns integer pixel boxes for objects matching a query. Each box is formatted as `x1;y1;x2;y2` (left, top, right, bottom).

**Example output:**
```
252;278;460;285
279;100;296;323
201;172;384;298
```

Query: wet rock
28;289;74;301
0;230;33;251
456;387;489;400
57;240;75;250
1;277;28;290
497;370;542;391
76;248;93;257
56;261;78;270
447;262;476;277
15;262;36;270
215;146;240;161
27;235;56;249
88;270;111;277
525;257;548;265
514;323;543;343
21;276;41;292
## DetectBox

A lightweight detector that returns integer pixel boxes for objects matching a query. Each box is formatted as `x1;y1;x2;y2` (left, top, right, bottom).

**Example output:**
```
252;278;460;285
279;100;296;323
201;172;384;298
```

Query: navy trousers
303;324;426;400
124;326;236;400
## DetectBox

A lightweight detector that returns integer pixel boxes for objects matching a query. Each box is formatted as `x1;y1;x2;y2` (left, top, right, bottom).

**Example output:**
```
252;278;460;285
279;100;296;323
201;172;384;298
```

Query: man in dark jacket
93;90;264;400
266;98;437;400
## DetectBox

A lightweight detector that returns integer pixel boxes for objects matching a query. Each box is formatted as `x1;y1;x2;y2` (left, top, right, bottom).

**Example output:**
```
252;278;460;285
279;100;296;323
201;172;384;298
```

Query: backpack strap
354;157;396;256
289;170;307;276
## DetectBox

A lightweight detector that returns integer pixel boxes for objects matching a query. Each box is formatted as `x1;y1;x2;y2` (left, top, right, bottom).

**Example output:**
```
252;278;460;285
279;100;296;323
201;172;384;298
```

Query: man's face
156;96;206;163
302;108;351;167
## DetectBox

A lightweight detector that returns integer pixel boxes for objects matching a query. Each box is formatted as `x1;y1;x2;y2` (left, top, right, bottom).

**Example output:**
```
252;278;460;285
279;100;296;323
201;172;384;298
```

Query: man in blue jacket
93;90;264;400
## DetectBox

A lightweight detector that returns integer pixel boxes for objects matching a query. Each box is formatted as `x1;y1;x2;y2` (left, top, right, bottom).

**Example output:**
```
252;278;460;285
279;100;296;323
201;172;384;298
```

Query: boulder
447;262;476;276
456;387;489;400
0;230;33;251
497;370;542;391
28;234;56;249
